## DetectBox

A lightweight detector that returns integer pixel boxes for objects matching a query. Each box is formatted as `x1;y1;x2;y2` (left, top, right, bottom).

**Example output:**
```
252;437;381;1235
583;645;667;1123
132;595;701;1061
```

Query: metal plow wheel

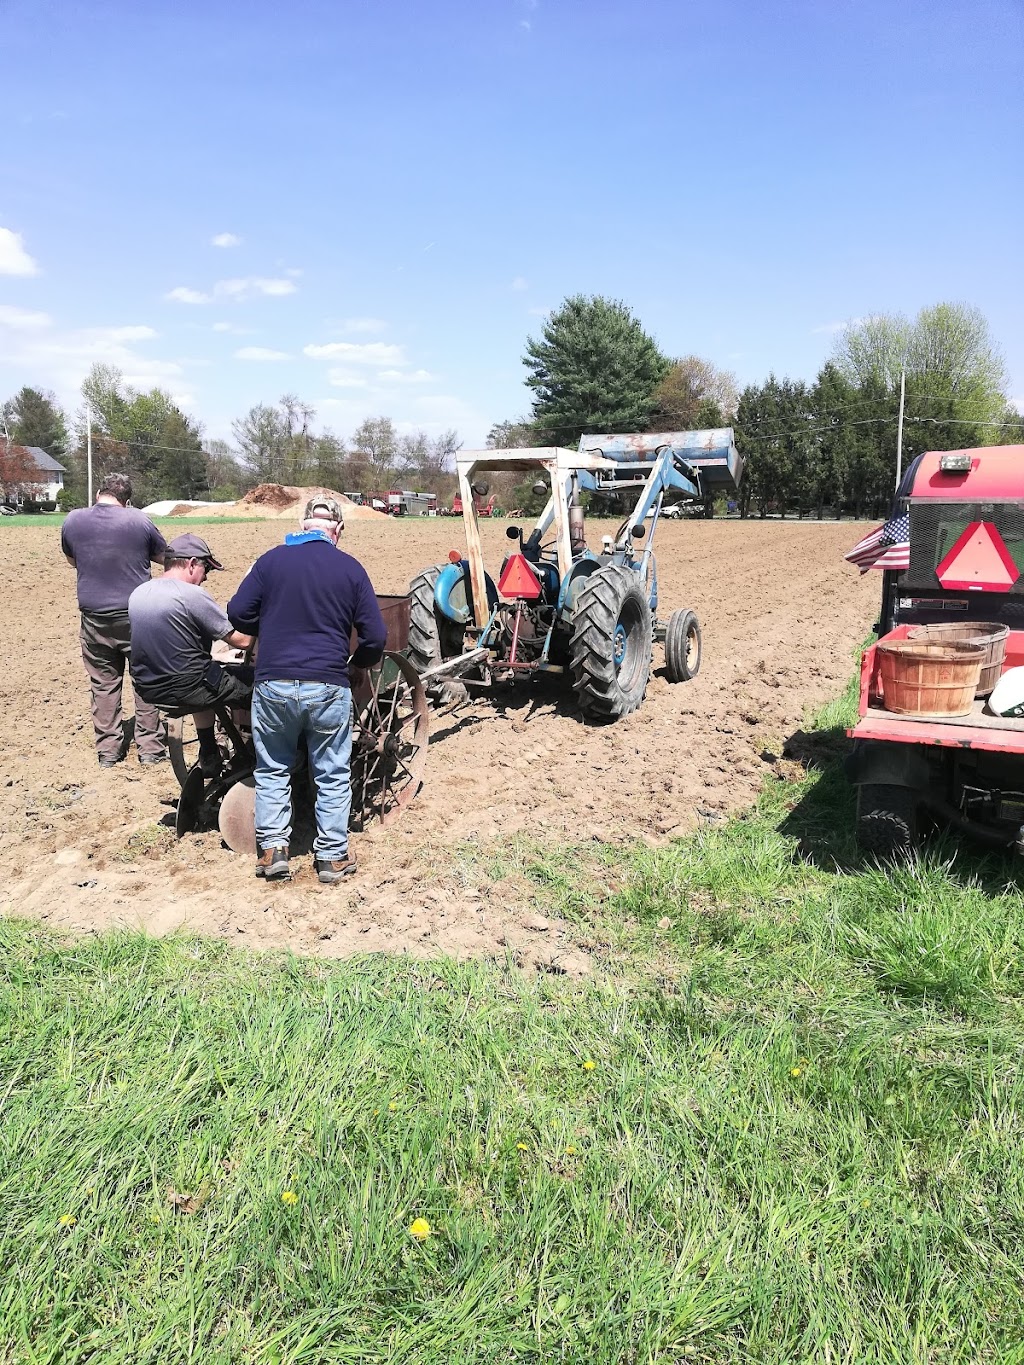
350;651;429;829
218;776;257;856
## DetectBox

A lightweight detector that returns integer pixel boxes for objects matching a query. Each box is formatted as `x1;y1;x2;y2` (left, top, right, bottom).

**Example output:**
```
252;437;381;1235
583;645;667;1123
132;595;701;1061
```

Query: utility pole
86;409;93;513
894;365;906;491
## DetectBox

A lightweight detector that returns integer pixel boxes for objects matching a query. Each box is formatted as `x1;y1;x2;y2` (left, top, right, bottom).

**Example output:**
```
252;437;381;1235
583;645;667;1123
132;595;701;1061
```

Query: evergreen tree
523;295;669;448
5;386;67;457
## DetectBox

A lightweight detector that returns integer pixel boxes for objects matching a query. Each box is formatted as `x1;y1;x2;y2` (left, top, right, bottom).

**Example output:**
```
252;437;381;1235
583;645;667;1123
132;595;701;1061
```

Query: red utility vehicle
847;444;1024;857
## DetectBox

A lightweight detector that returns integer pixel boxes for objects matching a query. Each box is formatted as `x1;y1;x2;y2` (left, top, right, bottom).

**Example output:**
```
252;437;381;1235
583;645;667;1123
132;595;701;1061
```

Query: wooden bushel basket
906;621;1009;697
877;640;985;718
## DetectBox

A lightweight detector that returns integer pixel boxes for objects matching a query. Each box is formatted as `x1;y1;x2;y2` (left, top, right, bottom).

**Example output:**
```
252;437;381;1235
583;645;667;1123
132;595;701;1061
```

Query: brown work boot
256;846;291;880
315;855;357;884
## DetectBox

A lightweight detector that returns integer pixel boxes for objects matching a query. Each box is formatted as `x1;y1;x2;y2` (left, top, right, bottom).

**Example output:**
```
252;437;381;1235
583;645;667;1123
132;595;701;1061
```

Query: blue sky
1;0;1021;449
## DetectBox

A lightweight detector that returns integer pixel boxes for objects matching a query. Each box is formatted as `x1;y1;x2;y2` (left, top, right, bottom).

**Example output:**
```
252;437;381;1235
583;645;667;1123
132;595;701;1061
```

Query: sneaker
256;846;291;880
315;855;357;884
98;753;123;769
139;752;167;766
199;750;222;779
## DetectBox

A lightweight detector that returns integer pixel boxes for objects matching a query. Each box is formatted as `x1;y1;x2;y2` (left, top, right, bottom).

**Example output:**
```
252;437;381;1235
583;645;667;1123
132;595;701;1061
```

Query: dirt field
0;518;878;968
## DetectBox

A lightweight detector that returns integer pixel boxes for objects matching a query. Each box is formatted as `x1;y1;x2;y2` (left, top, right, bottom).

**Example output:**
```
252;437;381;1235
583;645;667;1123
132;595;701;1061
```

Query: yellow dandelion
149;1213;162;1224
790;1067;802;1077
372;1108;380;1117
516;1143;529;1152
85;1186;95;1196
582;1060;597;1072
281;1190;298;1206
565;1145;578;1156
59;1214;77;1227
409;1217;431;1241
861;1198;871;1209
388;1102;398;1112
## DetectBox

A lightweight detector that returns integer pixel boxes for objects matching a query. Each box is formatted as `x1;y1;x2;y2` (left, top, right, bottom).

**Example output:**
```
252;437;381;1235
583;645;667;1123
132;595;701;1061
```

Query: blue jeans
252;680;353;859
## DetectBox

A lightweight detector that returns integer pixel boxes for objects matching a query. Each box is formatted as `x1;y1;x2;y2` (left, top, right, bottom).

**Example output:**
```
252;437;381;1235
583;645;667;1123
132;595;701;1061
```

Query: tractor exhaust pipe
569;490;585;556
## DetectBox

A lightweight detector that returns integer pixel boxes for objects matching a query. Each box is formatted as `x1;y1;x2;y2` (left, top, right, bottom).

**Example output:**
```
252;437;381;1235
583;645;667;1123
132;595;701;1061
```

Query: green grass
4;681;1024;1362
0;512;66;526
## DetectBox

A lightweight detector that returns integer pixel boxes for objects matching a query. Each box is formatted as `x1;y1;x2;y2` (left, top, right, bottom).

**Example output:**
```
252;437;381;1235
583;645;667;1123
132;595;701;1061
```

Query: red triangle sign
936;520;1019;591
497;553;542;600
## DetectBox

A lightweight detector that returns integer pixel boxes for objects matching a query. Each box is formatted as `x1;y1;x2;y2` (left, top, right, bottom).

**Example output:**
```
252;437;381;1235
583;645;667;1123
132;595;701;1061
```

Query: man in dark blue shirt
227;495;386;883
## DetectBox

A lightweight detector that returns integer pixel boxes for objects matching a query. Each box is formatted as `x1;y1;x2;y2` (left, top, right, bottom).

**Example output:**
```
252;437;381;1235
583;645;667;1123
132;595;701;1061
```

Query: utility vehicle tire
408;566;463;675
665;608;701;682
569;565;653;720
856;783;919;860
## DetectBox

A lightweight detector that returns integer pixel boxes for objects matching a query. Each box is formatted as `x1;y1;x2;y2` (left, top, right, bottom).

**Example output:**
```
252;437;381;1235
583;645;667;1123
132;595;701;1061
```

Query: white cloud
327;368;371;389
234;346;289;361
511;276;528;291
285;267;303;278
339;317;387;334
216;277;296;299
166;286;210;304
377;368;433;384
527;306;549;317
0;322;182;408
165;277;297;305
0;305;52;329
304;341;406;365
213;321;255;334
104;325;159;343
211;232;241;248
0;228;40;276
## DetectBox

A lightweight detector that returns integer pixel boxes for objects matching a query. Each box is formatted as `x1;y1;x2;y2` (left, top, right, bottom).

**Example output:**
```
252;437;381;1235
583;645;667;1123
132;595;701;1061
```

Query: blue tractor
406;430;743;721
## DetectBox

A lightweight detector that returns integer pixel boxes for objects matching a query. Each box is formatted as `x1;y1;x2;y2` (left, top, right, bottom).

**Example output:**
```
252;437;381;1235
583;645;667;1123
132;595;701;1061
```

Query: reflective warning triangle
936;520;1020;591
497;553;542;600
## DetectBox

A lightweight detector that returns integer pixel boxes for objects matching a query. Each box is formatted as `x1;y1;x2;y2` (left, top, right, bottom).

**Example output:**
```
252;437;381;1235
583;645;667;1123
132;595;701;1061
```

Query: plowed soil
0;518;877;969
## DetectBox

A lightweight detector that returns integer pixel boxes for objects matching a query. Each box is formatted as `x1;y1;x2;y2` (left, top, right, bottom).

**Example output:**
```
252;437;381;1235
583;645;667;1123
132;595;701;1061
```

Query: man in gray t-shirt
61;472;167;767
128;533;253;777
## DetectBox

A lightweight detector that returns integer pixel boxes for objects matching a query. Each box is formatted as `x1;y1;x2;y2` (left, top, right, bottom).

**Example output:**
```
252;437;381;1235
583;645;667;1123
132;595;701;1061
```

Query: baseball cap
167;533;224;571
303;494;345;528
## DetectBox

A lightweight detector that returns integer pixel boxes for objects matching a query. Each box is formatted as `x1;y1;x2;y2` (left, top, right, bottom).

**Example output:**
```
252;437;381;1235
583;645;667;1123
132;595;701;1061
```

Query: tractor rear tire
408;566;463;675
665;608;701;682
856;783;919;861
569;565;652;720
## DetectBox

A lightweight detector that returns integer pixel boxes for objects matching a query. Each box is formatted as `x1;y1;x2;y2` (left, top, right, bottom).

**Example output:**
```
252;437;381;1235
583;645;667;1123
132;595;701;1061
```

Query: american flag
844;510;911;573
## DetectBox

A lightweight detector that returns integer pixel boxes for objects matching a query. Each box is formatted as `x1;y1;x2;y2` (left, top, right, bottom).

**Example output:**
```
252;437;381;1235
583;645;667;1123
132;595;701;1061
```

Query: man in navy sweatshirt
227;495;386;883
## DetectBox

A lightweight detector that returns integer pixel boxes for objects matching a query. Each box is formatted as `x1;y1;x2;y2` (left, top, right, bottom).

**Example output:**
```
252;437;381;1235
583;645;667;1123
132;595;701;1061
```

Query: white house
4;446;66;511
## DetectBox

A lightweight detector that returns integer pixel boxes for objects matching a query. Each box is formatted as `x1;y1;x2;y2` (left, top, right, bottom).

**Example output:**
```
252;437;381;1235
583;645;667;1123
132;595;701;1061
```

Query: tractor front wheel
569;565;652;720
408;566;464;675
665;608;702;682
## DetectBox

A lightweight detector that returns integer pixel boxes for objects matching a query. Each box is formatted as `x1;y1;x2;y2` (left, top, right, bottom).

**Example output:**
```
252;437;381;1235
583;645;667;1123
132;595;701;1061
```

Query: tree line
491;295;1022;518
1;367;464;511
3;297;1020;516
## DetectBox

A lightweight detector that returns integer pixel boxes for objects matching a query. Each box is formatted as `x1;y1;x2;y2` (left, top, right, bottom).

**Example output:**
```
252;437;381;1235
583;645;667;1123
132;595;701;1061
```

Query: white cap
987;666;1024;718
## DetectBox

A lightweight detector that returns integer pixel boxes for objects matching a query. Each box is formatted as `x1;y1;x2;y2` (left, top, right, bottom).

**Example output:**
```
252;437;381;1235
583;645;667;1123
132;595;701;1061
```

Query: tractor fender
434;559;498;625
557;554;602;616
845;739;933;792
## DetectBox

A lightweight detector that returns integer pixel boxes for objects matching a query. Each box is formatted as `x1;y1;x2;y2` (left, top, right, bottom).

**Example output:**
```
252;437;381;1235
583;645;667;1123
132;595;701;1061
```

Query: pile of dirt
242;483;296;509
186;484;386;521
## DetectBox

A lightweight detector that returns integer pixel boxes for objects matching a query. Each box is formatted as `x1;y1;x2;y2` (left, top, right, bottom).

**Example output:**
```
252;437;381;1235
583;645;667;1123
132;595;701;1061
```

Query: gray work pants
79;609;165;761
